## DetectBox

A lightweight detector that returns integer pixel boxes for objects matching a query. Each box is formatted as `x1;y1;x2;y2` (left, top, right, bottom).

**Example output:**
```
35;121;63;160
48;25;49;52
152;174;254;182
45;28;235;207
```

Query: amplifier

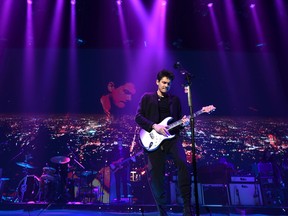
202;184;230;206
231;176;255;183
170;176;202;205
259;177;274;185
229;183;263;206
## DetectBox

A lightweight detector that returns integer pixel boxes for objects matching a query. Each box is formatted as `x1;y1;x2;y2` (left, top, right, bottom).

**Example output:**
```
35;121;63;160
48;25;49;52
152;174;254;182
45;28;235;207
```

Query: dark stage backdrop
0;48;287;117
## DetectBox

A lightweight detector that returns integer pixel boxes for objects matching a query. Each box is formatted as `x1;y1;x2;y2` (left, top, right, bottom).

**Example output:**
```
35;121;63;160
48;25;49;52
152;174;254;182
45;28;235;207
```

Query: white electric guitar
139;105;216;151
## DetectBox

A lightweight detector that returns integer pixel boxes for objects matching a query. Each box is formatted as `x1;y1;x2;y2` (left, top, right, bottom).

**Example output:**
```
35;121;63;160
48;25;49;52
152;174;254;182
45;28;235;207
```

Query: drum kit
12;151;145;204
15;155;70;203
14;154;100;203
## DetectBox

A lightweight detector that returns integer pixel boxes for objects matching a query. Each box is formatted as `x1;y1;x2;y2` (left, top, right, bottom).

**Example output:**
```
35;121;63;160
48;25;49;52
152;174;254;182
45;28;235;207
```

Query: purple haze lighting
27;0;33;4
275;0;286;16
70;1;77;47
117;4;129;48
117;0;122;6
23;0;35;112
144;0;167;50
250;4;256;8
250;3;265;51
162;0;167;6
274;0;288;49
208;3;213;7
130;0;149;26
68;0;78;112
224;0;243;51
0;1;13;36
71;0;76;5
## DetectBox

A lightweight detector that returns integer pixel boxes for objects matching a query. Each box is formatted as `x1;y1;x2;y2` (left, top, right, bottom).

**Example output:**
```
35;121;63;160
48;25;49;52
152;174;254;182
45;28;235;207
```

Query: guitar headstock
201;105;216;114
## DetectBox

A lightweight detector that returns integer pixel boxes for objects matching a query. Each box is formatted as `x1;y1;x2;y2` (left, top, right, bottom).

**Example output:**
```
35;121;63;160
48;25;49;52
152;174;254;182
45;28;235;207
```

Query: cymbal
50;156;70;164
16;162;35;169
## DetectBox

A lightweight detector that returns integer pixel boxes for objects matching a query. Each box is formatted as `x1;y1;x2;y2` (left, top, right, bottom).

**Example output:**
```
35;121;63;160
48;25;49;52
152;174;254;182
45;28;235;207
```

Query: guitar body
139;117;175;151
139;105;216;152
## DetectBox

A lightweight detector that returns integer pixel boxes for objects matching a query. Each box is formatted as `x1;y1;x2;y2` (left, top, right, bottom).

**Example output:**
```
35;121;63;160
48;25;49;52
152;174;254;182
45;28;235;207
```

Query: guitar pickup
148;142;153;149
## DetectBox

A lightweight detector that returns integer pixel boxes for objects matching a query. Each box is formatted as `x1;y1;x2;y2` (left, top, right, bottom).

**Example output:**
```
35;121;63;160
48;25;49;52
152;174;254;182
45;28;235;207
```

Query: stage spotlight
27;0;32;4
207;3;213;7
71;0;76;5
162;0;167;6
250;4;256;8
116;0;122;6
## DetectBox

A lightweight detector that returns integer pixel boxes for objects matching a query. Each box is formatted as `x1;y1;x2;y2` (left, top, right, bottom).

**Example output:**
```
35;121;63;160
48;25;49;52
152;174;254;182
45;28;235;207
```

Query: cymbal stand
18;155;31;202
68;145;85;170
56;164;67;203
73;158;85;170
19;175;27;202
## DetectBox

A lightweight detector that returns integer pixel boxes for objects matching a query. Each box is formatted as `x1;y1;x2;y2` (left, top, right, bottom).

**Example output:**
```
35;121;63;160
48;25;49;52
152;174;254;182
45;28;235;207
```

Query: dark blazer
135;92;183;134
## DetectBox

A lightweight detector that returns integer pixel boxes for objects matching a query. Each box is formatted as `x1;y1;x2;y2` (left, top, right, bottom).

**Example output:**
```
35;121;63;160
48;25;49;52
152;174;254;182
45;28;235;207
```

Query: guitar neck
167;109;204;131
193;109;204;118
118;151;143;166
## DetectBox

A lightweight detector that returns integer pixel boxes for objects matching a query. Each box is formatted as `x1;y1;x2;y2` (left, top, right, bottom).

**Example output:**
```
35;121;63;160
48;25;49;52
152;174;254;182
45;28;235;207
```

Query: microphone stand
183;72;200;216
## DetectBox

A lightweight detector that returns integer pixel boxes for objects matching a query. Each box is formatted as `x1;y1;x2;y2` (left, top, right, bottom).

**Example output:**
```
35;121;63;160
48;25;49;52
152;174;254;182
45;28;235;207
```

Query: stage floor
0;203;287;216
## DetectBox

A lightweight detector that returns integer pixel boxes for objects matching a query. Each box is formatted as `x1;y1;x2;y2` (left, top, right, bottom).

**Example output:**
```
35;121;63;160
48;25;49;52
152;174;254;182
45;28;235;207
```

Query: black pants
114;167;129;200
147;137;191;214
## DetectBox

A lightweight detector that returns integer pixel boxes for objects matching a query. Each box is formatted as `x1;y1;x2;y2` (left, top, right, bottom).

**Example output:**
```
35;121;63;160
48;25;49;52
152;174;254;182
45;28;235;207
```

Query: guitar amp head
231;176;255;183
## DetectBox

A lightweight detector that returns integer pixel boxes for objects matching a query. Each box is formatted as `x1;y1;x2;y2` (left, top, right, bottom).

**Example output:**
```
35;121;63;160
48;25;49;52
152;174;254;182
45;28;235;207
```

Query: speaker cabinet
259;177;284;206
170;177;202;205
202;184;229;206
229;183;263;206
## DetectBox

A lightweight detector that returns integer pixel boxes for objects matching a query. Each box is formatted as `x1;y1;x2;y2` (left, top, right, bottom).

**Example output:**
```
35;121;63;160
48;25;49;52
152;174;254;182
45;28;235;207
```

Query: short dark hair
157;69;175;81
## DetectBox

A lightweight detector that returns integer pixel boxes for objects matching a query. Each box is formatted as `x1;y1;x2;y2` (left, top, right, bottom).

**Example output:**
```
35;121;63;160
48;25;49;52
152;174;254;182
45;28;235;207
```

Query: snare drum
17;175;40;202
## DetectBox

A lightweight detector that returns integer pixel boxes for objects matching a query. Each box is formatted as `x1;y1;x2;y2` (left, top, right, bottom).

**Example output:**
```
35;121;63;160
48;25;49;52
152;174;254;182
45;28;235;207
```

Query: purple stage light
162;0;167;6
27;0;32;4
208;3;213;7
117;0;122;6
250;4;255;9
71;0;76;5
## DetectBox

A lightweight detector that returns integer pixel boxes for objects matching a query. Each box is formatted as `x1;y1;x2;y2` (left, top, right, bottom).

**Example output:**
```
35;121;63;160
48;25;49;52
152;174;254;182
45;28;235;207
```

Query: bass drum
17;175;40;202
